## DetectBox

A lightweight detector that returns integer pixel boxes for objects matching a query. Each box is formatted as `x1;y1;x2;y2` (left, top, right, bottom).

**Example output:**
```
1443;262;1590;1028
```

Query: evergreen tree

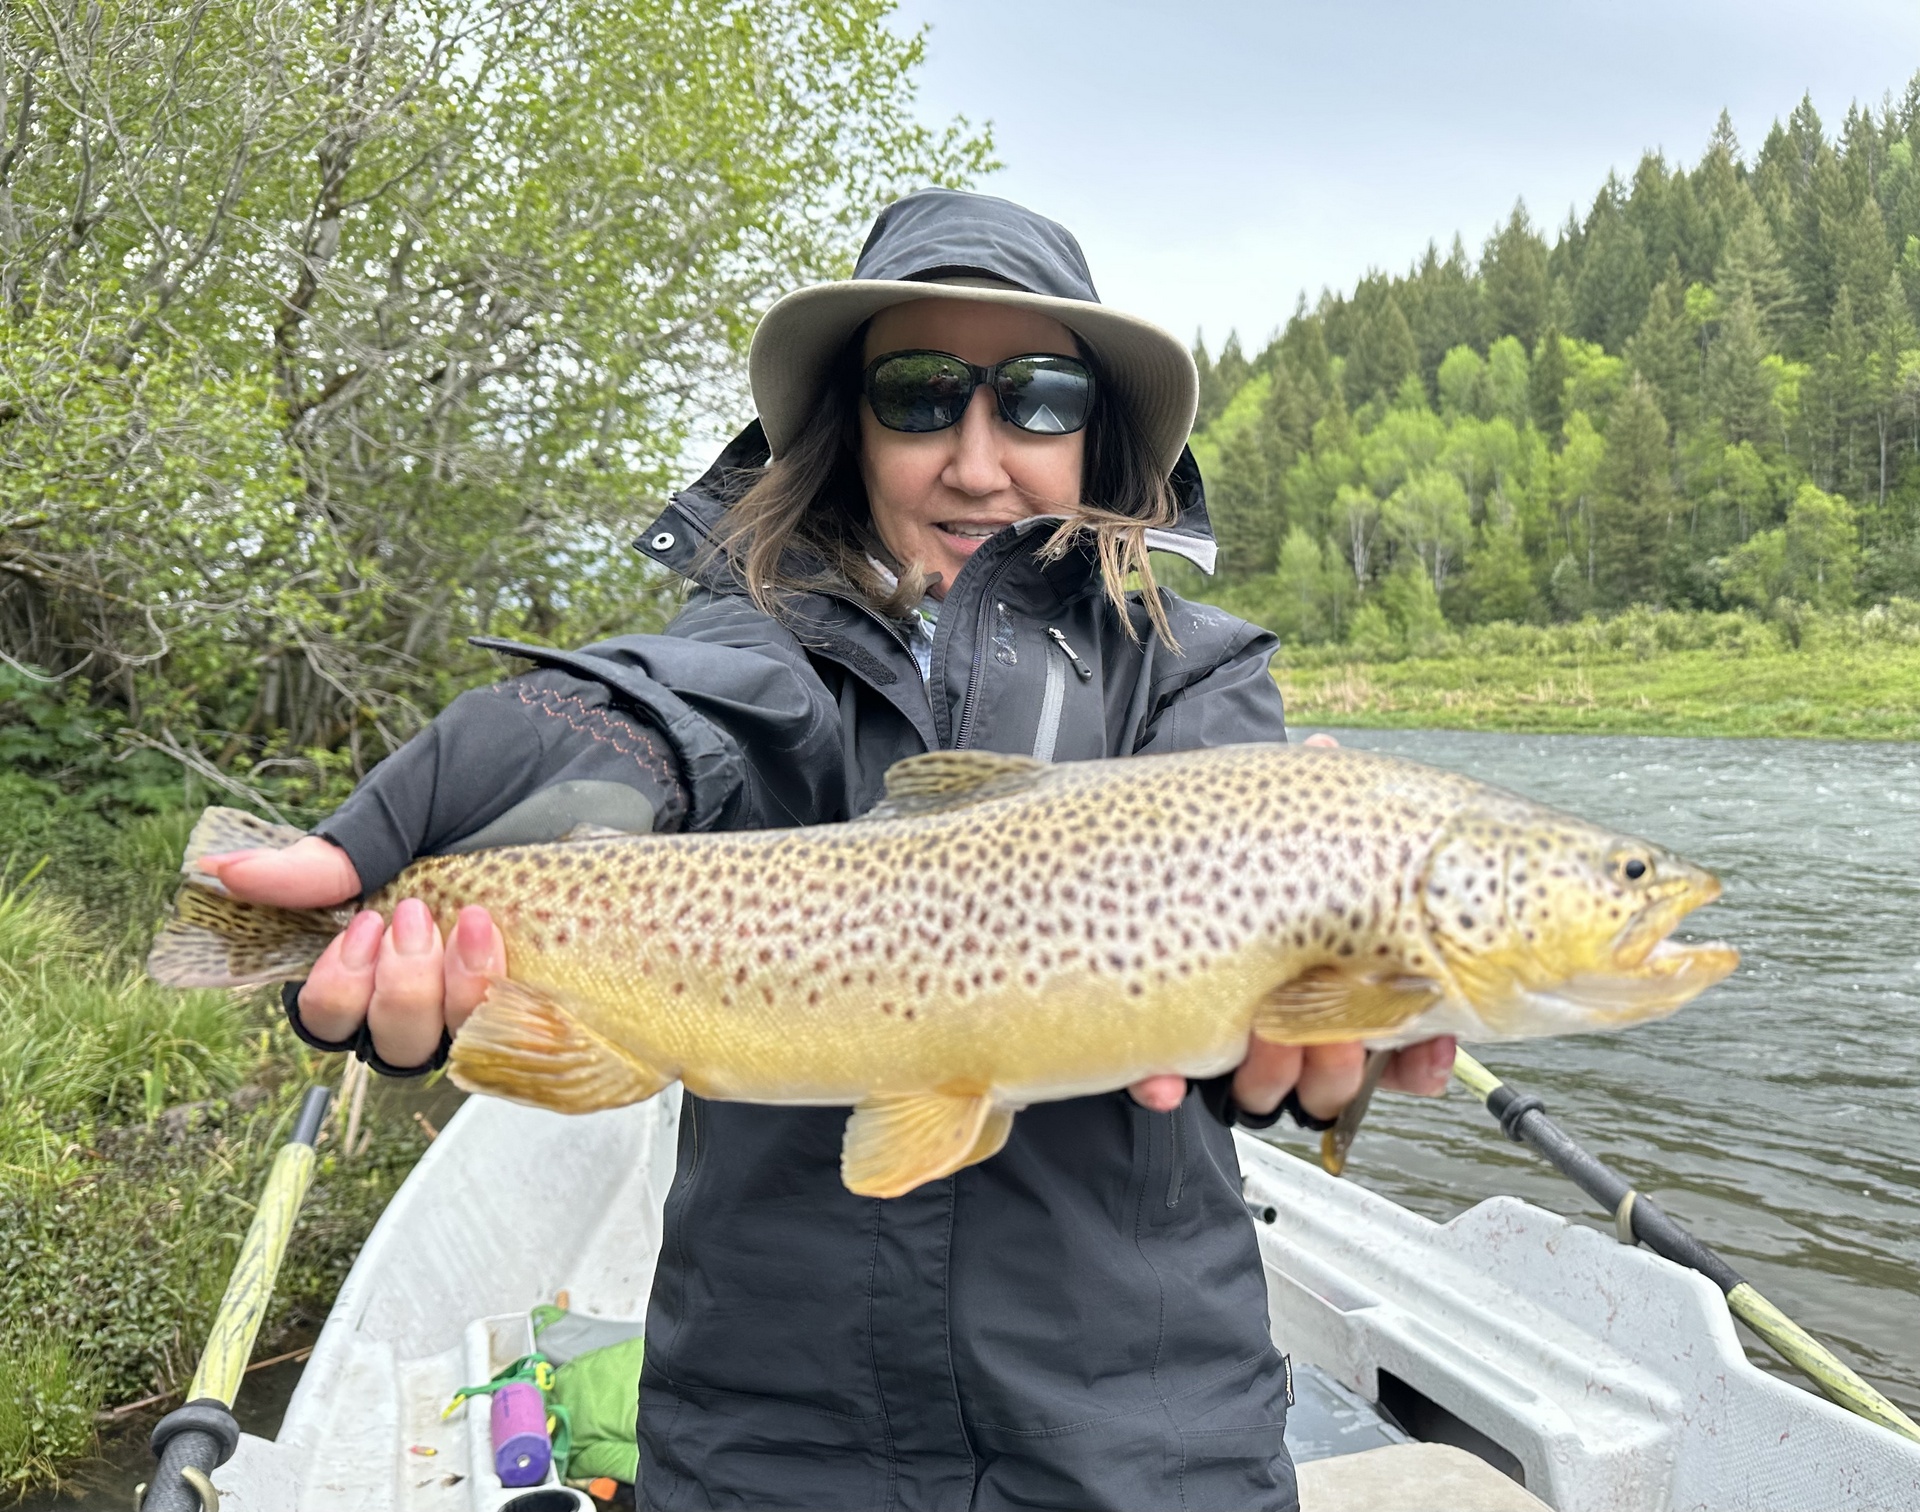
1715;207;1798;342
1456;520;1542;622
1481;204;1551;350
1346;291;1419;404
1593;378;1676;604
1193;333;1229;431
1206;422;1279;578
1571;185;1653;351
1627;272;1696;432
1703;291;1778;448
1406;236;1482;383
1530;327;1571;438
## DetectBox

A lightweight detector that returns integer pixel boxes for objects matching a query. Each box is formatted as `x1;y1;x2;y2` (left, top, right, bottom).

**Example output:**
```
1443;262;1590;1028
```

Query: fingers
201;836;362;909
1301;733;1340;749
1128;1073;1188;1112
1230;1036;1304;1118
1379;1035;1457;1096
442;906;507;1033
365;898;449;1069
1294;1042;1367;1122
297;909;386;1044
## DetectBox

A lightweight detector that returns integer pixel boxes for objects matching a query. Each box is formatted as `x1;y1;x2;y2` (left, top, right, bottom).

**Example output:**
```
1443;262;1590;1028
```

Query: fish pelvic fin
448;976;672;1113
147;887;347;987
864;751;1049;820
1252;966;1442;1044
842;1090;1008;1198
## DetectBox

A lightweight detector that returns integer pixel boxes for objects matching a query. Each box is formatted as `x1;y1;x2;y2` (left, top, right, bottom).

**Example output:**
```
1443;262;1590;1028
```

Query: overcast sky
886;1;1920;355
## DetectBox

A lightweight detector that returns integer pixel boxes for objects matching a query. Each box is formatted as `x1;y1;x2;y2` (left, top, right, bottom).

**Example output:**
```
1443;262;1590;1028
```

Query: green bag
552;1336;644;1483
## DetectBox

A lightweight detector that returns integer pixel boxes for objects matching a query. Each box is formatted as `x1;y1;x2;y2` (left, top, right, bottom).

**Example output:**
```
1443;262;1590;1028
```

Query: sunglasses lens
865;353;975;432
996;357;1094;434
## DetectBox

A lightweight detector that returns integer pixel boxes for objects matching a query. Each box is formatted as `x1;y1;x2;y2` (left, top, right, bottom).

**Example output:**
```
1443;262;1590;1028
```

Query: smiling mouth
936;521;1011;544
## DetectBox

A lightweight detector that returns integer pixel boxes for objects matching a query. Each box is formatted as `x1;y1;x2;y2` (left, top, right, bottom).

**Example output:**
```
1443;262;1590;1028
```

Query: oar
140;1085;334;1512
1451;1049;1920;1445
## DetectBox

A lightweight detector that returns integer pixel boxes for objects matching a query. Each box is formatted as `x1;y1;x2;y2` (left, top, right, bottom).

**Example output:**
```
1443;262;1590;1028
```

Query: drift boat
198;1090;1920;1512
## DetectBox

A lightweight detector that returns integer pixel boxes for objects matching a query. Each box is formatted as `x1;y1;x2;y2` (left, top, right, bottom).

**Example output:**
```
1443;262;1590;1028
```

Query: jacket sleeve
315;591;847;895
315;670;691;894
1131;603;1288;755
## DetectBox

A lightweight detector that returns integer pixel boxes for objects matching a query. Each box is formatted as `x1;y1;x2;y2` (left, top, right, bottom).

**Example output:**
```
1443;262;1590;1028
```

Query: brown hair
715;330;1181;645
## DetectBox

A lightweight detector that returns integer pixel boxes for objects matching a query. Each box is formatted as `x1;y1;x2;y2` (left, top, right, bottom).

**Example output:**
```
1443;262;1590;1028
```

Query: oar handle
141;1085;333;1512
1450;1050;1920;1445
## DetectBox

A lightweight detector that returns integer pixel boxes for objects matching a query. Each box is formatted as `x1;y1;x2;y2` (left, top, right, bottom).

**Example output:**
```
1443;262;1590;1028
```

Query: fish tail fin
180;805;310;873
449;976;672;1113
146;887;347;987
146;806;343;988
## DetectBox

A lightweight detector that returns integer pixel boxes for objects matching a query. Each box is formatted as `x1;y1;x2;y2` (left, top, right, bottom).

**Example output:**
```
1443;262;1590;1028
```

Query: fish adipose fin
1252;966;1442;1044
864;751;1049;820
841;1091;1008;1197
449;977;672;1113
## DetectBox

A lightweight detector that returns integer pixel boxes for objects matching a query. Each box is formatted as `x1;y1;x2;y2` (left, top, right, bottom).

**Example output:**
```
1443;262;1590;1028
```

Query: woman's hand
197;839;507;1069
1126;1035;1457;1118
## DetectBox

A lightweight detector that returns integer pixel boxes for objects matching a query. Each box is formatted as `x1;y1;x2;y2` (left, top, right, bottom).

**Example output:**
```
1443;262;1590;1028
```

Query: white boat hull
208;1092;1920;1511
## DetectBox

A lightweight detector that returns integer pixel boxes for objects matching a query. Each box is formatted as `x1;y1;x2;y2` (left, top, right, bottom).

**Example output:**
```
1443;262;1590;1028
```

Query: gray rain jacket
312;424;1299;1511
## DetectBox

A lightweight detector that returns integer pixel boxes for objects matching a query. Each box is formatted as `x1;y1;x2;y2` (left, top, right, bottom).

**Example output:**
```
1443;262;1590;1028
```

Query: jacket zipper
1031;633;1069;762
950;553;1024;749
1046;626;1094;681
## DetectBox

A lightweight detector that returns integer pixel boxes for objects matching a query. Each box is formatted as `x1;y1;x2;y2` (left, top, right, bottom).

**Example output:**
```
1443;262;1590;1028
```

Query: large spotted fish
148;745;1736;1197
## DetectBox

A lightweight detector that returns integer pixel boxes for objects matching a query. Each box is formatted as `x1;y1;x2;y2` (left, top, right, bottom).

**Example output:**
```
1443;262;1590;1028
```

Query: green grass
1277;642;1920;739
0;834;429;1496
1263;601;1920;740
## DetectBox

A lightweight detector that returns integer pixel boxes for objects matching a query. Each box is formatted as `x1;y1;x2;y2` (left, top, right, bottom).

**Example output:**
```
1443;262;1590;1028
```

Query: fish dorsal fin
841;1090;1010;1197
864;751;1049;820
1251;966;1443;1045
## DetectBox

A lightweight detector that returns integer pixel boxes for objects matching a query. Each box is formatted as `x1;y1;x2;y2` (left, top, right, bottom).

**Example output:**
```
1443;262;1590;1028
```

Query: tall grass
0;830;428;1495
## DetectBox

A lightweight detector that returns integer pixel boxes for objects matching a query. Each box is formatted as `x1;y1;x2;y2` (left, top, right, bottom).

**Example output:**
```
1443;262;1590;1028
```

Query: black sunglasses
861;350;1096;436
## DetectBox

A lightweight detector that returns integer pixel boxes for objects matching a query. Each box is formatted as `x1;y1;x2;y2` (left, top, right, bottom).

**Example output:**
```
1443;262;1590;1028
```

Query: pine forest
1183;84;1920;657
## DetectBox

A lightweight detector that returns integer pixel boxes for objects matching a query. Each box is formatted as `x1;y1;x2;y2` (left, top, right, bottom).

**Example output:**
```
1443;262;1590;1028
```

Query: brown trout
148;745;1736;1197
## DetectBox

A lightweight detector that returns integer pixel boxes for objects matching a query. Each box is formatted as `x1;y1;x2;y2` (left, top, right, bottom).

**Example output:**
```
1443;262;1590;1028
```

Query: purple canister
490;1381;552;1487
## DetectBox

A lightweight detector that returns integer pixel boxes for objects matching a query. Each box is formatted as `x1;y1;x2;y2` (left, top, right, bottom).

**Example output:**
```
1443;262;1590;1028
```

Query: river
1258;726;1920;1416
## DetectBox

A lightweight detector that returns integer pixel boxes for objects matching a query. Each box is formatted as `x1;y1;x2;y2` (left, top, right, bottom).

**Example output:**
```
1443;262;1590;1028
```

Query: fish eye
1622;857;1648;881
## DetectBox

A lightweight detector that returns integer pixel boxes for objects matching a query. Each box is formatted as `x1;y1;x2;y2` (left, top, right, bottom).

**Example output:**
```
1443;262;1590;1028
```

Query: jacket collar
634;420;1218;592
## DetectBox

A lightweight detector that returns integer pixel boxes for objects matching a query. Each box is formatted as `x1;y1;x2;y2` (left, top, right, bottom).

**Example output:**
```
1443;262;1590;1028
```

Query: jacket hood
635;421;1218;595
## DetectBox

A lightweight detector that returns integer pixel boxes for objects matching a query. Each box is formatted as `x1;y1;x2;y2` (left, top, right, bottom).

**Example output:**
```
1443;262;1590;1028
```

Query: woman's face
858;298;1085;599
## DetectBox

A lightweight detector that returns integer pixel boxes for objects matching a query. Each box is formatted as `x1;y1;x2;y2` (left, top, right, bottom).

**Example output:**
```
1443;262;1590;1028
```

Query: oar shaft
186;1090;327;1404
1451;1050;1920;1445
143;1085;333;1512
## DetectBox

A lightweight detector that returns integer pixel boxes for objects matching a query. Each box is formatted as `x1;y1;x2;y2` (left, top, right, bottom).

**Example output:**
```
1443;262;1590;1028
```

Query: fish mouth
1565;867;1737;1023
1550;935;1740;1024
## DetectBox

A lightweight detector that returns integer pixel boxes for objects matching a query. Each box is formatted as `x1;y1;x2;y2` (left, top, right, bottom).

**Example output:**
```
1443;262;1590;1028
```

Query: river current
1257;726;1920;1415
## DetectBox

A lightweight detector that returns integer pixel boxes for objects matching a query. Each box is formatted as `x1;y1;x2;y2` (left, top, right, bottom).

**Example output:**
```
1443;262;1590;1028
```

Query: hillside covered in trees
1186;82;1920;652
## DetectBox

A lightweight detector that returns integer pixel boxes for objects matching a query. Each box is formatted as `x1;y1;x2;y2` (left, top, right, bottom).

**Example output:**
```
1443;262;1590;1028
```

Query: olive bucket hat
748;189;1199;479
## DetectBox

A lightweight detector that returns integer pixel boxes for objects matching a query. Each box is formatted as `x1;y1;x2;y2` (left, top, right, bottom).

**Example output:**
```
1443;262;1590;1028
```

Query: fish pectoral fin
841;1091;1006;1198
448;976;672;1113
863;751;1050;820
1251;966;1443;1043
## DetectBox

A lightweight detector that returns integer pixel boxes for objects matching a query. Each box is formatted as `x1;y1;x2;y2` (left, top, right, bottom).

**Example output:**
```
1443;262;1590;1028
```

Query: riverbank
1276;641;1920;740
1259;602;1920;741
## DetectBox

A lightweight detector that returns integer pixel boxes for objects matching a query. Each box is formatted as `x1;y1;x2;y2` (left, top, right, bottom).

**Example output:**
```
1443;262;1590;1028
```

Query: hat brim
749;281;1199;479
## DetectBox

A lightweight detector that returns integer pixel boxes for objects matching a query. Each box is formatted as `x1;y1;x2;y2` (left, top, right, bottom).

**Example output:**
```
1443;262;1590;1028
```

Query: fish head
1420;795;1738;1037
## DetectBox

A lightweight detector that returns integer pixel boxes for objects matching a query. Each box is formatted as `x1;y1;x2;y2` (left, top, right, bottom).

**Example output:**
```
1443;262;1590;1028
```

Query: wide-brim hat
749;189;1199;479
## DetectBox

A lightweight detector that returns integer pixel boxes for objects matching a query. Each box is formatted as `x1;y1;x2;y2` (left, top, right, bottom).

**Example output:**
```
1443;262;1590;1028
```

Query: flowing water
1259;726;1920;1415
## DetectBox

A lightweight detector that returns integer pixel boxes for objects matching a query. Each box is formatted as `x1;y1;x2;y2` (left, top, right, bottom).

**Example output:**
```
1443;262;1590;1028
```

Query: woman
206;189;1453;1511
